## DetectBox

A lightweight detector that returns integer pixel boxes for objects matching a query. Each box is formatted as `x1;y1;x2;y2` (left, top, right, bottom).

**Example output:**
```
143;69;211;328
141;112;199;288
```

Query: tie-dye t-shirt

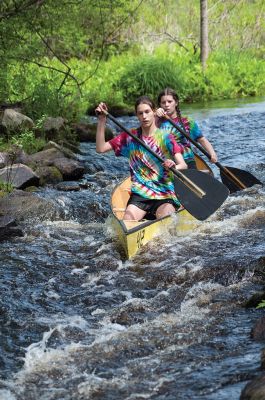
159;116;203;164
109;128;182;205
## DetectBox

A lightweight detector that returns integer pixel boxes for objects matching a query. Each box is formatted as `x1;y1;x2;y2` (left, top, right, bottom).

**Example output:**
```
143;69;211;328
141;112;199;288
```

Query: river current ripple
0;105;265;400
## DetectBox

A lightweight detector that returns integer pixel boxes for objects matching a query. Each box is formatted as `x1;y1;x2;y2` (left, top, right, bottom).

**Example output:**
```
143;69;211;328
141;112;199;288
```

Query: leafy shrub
117;56;186;104
0;179;14;194
10;130;46;154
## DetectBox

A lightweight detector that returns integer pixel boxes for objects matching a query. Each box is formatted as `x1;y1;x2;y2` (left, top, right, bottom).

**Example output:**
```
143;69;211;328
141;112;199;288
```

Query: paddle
194;153;213;175
103;111;229;221
164;115;262;193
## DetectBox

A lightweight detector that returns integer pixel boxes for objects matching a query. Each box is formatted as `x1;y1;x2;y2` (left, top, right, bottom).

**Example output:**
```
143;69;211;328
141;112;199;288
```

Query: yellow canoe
110;177;195;259
110;156;212;259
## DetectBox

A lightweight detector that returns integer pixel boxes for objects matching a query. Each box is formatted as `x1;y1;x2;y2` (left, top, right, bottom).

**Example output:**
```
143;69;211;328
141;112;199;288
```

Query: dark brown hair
157;87;186;132
134;96;156;113
157;87;179;106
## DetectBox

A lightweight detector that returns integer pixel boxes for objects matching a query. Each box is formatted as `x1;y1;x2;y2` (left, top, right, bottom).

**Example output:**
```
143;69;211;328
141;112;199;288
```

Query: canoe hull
110;177;196;259
111;208;195;259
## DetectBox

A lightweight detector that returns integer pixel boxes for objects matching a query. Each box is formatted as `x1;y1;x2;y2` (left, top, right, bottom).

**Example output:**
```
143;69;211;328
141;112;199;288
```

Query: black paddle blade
220;167;262;193
174;169;229;221
220;166;263;193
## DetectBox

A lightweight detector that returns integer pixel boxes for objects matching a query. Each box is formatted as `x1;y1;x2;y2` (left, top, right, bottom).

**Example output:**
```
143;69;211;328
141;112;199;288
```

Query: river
0;97;264;400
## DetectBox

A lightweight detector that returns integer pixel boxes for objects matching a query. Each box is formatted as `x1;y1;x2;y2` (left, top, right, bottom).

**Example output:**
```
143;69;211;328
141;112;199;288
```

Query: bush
117;56;186;104
10;130;46;154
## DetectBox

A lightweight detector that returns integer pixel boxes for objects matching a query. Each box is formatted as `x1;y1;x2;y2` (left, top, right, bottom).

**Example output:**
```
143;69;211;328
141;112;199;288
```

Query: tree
200;0;209;70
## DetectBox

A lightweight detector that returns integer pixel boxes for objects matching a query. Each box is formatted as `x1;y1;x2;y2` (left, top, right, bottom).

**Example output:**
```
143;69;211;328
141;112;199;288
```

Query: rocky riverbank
0;107;114;240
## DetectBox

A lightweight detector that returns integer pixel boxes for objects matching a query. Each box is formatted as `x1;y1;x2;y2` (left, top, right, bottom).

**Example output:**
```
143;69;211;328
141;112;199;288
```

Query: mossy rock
24;186;39;192
36;166;63;186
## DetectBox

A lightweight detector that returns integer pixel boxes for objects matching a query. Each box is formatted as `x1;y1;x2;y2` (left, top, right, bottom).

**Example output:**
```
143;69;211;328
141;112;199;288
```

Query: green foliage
0;180;14;194
117;56;185;104
0;1;265;119
82;54;128;108
257;300;265;309
10;130;46;154
0;115;47;154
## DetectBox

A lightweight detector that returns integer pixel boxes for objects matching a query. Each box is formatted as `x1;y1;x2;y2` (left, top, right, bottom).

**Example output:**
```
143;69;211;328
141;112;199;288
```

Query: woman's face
136;103;155;128
160;95;177;116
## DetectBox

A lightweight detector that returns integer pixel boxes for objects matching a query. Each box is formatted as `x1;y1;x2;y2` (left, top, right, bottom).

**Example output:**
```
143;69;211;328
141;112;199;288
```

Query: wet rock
35;165;63;185
251;316;265;341
43;116;67;141
58;139;84;155
43;141;78;160
240;374;265;400
0;215;24;241
53;158;85;180
245;292;265;308
72;122;114;142
0;152;9;168
27;147;68;166
0;164;39;189
0;147;28;168
26;145;85;182
0;190;58;222
84;161;104;174
56;181;81;191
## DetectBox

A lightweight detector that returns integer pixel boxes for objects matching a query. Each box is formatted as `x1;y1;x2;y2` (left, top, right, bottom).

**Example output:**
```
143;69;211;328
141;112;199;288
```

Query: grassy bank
3;46;265;122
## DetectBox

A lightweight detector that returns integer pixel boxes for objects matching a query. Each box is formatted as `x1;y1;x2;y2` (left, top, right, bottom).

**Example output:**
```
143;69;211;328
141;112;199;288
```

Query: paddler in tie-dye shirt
95;96;187;222
156;87;218;169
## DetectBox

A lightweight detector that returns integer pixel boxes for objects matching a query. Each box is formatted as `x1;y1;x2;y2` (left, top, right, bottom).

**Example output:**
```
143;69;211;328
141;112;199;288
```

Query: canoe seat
200;169;211;174
113;207;126;212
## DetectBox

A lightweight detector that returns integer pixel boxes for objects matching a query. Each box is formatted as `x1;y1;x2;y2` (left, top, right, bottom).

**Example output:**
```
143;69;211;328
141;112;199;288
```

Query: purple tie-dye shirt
109;128;182;204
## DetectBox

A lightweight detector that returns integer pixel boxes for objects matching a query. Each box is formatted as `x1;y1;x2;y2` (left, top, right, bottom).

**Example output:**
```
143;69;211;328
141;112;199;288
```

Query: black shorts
187;160;197;169
127;193;178;216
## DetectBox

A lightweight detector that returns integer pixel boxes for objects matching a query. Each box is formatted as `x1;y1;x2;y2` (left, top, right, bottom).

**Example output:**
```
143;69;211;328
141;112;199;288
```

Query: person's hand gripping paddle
103;111;229;221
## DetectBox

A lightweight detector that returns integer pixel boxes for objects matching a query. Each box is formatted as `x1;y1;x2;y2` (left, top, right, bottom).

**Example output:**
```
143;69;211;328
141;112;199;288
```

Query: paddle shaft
105;112;205;198
165;115;247;190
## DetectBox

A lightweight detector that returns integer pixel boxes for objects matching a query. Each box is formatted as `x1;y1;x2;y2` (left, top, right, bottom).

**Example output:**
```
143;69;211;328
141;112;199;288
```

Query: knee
156;203;175;219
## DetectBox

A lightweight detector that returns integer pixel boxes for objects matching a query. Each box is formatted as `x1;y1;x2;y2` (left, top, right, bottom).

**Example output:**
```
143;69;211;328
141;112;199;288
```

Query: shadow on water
0;100;265;399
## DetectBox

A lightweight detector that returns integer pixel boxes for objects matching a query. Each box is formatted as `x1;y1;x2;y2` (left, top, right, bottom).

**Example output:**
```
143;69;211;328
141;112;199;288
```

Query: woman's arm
163;154;187;170
197;136;218;163
174;153;187;170
95;102;113;153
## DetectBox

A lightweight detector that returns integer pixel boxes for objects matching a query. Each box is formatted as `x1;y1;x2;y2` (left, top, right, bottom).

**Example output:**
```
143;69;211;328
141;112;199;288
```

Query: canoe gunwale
112;212;175;236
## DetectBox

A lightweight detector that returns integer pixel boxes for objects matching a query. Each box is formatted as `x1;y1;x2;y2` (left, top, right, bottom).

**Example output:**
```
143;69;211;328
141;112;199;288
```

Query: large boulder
72;122;114;142
0;190;58;222
34;165;63;186
0;164;39;189
0;152;9;168
27;147;71;166
251;316;265;341
53;158;85;180
240;374;265;400
26;146;84;183
0;215;24;241
43;116;67;141
43;141;79;160
1;108;34;132
0;147;28;168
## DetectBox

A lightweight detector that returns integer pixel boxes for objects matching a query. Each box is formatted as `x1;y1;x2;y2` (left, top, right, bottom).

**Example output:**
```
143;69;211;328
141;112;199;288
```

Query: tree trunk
200;0;209;71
